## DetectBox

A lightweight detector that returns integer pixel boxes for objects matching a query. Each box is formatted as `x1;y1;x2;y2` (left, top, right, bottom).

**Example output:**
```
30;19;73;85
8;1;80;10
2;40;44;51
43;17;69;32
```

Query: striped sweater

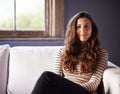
54;48;108;93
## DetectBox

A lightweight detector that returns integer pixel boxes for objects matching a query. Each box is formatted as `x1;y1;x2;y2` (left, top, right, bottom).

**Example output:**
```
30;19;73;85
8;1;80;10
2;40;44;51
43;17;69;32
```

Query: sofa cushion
103;67;120;94
7;46;63;94
0;44;10;94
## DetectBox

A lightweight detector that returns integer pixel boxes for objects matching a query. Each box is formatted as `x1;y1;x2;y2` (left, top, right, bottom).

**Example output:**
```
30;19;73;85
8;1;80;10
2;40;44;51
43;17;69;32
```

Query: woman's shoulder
99;48;108;57
57;46;65;54
99;48;108;53
60;46;65;50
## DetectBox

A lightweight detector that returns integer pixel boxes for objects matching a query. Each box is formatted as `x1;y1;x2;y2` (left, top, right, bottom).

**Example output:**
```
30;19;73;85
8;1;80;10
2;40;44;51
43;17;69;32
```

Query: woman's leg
32;71;92;94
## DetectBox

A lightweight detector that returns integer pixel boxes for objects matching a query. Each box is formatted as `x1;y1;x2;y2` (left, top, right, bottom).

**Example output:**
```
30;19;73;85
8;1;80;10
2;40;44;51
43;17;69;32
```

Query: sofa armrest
0;44;10;94
103;67;120;94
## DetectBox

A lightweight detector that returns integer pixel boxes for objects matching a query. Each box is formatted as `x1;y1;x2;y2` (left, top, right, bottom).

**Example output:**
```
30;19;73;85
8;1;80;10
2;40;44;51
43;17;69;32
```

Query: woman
32;11;108;94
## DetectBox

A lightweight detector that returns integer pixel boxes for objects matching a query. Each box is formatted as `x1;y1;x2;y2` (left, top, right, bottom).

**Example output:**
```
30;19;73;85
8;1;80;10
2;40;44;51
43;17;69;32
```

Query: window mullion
14;0;16;31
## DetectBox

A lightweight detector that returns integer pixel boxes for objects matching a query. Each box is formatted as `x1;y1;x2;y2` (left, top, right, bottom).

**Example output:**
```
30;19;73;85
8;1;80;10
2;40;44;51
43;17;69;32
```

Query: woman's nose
80;27;85;34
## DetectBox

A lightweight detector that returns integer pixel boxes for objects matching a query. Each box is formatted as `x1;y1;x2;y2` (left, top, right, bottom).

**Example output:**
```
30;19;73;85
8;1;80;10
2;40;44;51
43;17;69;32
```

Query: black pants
32;71;92;94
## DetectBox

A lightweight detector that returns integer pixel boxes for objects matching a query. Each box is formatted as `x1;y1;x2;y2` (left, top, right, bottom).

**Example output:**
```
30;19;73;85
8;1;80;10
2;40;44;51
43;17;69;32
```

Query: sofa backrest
7;46;63;94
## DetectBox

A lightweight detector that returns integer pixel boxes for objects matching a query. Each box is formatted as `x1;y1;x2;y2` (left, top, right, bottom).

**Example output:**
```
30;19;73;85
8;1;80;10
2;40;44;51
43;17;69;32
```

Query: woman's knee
41;71;55;77
40;71;57;80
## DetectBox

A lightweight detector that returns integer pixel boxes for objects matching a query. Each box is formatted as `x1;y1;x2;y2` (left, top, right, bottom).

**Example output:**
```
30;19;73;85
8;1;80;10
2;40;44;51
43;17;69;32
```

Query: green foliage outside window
0;12;45;30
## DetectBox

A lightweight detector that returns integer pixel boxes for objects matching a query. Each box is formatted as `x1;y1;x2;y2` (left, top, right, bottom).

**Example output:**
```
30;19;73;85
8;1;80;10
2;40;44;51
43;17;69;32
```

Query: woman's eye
77;25;81;28
85;25;90;29
85;25;89;28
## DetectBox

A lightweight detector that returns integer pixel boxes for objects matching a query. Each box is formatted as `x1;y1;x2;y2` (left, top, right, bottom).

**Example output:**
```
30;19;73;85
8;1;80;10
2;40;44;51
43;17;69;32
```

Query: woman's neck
81;41;86;48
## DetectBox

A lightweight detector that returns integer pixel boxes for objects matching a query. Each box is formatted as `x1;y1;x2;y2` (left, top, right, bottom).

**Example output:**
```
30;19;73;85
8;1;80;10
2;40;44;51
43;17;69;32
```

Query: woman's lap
32;71;92;94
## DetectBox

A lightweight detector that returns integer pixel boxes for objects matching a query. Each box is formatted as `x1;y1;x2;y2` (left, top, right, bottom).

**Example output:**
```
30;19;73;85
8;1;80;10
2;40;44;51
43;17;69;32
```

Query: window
0;0;64;40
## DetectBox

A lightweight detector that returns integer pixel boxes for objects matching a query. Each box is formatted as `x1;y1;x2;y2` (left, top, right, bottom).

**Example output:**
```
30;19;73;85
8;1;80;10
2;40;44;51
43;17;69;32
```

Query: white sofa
0;44;120;94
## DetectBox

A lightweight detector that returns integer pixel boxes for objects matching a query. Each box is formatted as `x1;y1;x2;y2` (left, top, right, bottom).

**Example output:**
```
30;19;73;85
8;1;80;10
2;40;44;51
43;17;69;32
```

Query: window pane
0;0;45;31
0;0;14;30
16;0;45;30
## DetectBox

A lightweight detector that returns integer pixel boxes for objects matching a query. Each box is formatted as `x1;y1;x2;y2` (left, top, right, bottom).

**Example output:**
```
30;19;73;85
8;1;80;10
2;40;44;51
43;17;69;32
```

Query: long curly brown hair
61;12;100;74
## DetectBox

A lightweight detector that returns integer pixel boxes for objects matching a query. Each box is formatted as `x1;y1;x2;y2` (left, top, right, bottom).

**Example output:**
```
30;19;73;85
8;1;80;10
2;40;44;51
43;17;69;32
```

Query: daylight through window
0;0;45;30
0;0;64;40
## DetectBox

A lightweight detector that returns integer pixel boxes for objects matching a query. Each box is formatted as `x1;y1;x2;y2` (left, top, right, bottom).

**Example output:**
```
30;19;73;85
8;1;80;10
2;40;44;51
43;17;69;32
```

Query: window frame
0;0;64;41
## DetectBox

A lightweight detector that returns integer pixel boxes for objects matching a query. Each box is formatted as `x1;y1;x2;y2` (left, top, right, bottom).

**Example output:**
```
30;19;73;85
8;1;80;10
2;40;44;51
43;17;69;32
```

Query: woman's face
76;18;92;42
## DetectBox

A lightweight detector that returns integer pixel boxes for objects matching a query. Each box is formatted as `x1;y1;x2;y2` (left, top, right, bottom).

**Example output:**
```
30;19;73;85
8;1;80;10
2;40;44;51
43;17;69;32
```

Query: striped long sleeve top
54;48;108;93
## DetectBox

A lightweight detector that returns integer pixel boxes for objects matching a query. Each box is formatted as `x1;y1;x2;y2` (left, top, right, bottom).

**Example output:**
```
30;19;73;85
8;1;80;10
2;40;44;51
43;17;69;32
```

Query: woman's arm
80;49;108;92
54;48;64;77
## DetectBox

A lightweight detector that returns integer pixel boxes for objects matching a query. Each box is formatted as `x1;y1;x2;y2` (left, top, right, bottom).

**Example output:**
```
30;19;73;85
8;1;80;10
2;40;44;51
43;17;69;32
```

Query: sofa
0;44;120;94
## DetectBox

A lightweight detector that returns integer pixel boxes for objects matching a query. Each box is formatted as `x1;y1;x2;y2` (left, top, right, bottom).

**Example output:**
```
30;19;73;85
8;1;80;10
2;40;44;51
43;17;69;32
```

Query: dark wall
64;0;120;66
0;41;64;46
